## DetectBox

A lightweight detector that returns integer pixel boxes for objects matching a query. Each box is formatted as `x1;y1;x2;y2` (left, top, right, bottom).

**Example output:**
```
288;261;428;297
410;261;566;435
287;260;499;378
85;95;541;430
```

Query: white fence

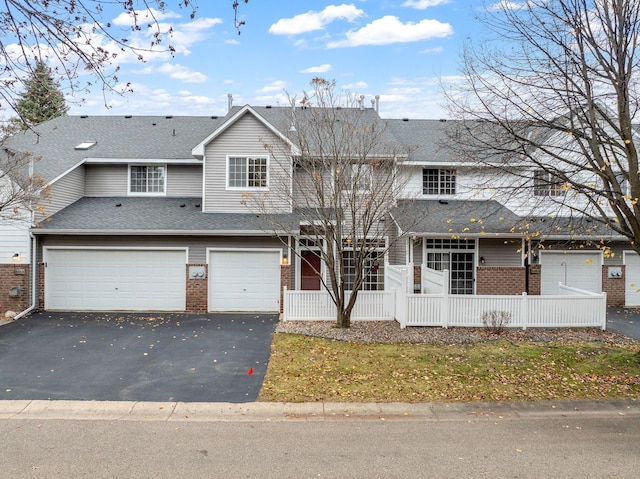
282;265;607;329
282;287;394;321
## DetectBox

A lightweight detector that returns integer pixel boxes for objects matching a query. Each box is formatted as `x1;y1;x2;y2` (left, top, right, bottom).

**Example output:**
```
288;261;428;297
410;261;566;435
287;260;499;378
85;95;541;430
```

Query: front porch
283;264;607;329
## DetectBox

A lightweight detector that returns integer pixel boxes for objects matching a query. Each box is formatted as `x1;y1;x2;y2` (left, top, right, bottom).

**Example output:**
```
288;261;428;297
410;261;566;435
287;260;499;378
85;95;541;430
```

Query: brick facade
476;266;526;295
0;263;30;315
280;264;291;313
602;264;625;307
185;264;208;312
527;264;541;295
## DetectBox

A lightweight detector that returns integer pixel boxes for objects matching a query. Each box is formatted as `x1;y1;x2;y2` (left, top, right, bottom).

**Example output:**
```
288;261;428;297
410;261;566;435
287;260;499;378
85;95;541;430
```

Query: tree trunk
335;308;351;328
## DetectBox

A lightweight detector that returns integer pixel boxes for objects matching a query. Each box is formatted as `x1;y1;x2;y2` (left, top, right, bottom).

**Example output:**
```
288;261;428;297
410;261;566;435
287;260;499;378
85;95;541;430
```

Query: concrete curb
0;399;638;422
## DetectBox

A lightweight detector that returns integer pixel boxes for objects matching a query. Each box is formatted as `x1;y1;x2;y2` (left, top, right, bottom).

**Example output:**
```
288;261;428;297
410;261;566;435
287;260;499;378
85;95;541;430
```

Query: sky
66;1;492;120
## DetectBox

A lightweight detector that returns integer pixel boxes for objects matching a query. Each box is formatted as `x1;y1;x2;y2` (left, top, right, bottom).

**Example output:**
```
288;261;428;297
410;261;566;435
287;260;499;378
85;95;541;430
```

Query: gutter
14;230;37;320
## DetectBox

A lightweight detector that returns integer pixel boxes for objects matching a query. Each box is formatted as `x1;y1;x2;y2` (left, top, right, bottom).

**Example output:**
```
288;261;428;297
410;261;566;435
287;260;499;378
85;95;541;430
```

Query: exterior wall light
282;252;289;265
12;253;20;262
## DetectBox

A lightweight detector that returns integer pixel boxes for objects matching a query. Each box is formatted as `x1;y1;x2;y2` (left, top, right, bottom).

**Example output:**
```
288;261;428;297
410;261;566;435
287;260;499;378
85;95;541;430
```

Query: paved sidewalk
0;399;638;422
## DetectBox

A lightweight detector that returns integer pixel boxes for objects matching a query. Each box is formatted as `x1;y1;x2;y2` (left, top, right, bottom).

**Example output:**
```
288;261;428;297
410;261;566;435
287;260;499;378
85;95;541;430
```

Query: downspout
14;230;37;320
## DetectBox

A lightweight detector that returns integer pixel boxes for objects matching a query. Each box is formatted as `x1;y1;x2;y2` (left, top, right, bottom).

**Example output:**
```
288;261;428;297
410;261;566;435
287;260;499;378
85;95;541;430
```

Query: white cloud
225;39;240;45
257;80;290;93
487;1;532;11
402;0;450;9
301;64;333;73
342;81;368;90
111;8;182;27
327;16;453;48
269;4;365;35
157;64;208;83
420;46;444;54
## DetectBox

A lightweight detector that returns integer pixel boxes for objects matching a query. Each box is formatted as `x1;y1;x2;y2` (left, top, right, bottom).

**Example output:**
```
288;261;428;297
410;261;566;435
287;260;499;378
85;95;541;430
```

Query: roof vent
165;115;173;119
124;115;132;119
74;141;97;150
439;118;447;122
438;199;449;205
211;116;218;119
266;105;272;109
402;118;409;122
80;115;88;119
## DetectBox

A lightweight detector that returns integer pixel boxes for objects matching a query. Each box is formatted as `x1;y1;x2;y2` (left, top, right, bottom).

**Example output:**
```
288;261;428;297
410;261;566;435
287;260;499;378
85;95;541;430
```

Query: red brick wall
413;265;421;292
280;264;291;313
38;263;45;310
602;265;625;307
0;263;30;314
528;264;541;295
476;266;526;295
185;264;208;312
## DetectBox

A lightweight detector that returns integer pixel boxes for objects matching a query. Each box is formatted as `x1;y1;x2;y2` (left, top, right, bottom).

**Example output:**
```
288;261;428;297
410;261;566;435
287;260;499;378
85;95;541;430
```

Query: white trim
44;246;189;263
85;158;201;165
538;249;604;265
127;164;167;196
206;247;283;263
225;155;270;191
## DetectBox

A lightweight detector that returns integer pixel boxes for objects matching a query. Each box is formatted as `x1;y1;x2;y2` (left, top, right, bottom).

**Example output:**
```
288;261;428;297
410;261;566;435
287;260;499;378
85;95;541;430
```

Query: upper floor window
341;163;371;192
423;168;456;195
227;156;268;189
129;165;165;195
533;170;565;197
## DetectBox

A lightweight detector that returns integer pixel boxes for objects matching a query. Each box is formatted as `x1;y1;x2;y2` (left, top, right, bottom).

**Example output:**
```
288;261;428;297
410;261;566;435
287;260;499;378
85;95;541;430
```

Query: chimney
227;94;233;113
375;95;380;113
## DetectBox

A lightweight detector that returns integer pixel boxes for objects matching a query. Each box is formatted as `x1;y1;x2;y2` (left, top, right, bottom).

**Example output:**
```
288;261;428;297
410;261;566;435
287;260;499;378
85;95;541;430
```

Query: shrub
481;310;512;334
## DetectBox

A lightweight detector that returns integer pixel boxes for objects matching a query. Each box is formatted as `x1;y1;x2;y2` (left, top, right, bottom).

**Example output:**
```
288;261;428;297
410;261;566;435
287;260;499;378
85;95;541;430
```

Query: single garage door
45;249;186;311
209;249;280;312
540;251;601;295
624;251;640;306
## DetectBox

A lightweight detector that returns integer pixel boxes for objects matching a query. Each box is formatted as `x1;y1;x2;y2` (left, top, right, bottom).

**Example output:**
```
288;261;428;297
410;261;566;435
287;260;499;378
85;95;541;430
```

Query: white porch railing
282;267;607;329
282;287;394;321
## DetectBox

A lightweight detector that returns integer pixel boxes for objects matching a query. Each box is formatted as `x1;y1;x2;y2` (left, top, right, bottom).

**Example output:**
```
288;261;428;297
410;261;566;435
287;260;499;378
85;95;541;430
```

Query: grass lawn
258;333;640;402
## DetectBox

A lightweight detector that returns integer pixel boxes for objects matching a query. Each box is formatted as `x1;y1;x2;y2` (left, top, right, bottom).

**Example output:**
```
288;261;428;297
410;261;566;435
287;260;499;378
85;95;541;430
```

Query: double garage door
45;248;281;312
45;249;187;311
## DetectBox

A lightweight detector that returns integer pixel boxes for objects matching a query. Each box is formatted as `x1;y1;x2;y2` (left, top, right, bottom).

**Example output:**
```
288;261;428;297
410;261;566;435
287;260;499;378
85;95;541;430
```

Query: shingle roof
385;119;458;163
3;115;227;182
33;197;300;234
392;199;524;235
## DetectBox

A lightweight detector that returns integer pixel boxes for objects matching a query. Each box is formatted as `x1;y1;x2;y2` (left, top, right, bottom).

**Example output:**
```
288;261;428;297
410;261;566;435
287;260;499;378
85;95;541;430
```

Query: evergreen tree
11;60;68;129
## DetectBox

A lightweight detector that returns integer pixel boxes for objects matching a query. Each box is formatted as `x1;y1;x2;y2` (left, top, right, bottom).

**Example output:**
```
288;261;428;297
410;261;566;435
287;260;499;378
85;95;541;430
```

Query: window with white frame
533;170;565;197
423;168;456;195
227;156;268;189
340;163;371;192
129;165;166;194
341;239;385;290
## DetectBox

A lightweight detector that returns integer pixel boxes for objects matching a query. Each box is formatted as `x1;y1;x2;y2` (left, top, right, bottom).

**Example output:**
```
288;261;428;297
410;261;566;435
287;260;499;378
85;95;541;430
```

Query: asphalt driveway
607;307;640;341
0;312;278;403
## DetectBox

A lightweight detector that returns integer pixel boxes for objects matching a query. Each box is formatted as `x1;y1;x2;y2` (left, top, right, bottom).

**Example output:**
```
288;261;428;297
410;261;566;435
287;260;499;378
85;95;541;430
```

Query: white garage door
45;249;186;311
624;252;640;306
209;250;280;312
540;251;601;295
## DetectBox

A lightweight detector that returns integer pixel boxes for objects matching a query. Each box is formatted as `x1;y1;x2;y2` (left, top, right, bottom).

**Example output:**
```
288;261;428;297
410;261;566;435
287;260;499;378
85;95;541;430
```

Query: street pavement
0;400;638;478
0;312;278;402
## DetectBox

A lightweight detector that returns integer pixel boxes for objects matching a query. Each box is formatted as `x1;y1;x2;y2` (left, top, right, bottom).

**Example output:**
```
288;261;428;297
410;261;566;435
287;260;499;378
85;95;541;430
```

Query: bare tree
0;132;48;222
0;1;247;118
250;78;413;328
445;0;640;254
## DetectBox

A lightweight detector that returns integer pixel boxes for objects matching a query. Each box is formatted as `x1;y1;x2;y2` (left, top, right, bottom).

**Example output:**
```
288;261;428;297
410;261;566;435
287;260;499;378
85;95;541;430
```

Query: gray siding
39;165;85;219
203;113;292;213
478;238;523;266
38;235;287;264
85;164;202;197
85;164;127;196
167;165;202;197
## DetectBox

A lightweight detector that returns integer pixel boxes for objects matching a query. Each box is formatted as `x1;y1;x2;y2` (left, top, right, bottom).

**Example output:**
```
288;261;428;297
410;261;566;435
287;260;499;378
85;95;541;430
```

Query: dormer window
129;165;166;195
227;156;268;189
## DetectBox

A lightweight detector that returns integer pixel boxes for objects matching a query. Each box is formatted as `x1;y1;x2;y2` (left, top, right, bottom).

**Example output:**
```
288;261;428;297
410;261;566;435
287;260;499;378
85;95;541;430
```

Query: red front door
301;250;322;290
